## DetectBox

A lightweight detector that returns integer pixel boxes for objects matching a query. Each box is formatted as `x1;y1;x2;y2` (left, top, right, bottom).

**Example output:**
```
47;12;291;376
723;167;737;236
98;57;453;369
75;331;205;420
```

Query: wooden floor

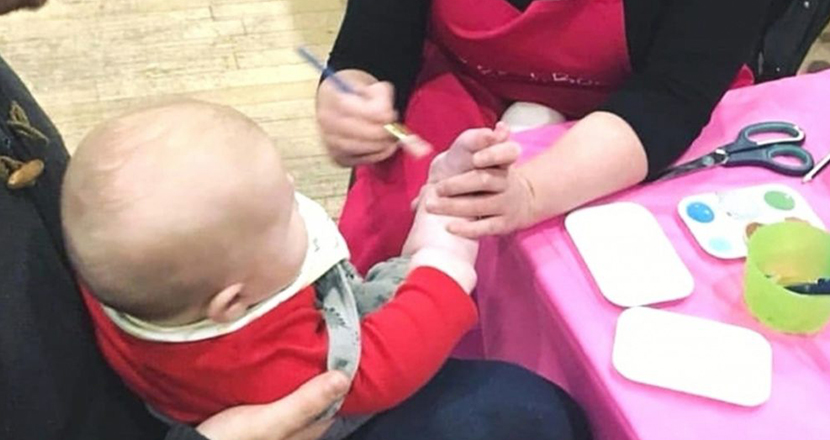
802;26;830;74
0;0;827;217
0;0;349;216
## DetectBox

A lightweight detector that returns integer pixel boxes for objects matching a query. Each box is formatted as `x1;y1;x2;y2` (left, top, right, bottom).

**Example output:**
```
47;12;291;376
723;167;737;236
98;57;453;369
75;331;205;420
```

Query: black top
328;0;773;177
0;55;206;440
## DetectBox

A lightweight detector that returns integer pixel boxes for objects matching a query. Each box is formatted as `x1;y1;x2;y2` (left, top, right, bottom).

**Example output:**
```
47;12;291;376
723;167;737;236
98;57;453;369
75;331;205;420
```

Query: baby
62;100;516;437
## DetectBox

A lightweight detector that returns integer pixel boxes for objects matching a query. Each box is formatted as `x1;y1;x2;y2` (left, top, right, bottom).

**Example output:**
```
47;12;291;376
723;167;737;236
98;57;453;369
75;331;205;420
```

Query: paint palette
678;184;825;259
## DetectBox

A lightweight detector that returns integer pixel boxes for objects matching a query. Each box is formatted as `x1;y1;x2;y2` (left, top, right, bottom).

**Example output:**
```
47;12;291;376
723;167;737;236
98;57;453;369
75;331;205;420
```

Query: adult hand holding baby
316;69;400;167
197;371;349;440
426;123;532;239
403;124;522;293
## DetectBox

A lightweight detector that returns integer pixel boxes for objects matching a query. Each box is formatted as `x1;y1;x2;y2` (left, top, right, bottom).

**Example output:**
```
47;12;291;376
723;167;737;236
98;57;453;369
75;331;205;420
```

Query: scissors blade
655;153;723;182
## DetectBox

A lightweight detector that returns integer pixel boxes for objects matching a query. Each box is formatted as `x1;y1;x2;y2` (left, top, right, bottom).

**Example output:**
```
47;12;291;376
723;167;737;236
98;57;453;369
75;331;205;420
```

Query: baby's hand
427;122;518;183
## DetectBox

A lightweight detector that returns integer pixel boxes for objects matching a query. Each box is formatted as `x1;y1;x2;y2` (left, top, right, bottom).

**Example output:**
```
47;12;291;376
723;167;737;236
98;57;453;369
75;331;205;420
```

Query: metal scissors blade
654;150;727;181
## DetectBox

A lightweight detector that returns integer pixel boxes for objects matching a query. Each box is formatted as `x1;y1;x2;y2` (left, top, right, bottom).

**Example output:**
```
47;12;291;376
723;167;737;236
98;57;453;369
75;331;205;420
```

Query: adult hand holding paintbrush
300;48;432;167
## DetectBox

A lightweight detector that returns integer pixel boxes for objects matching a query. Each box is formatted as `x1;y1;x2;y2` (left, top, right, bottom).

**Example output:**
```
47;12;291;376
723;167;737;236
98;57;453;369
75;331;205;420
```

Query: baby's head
62;100;307;325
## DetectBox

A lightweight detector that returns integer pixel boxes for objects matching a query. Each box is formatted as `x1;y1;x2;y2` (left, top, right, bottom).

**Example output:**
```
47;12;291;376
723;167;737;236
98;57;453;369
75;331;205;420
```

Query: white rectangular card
565;202;694;307
613;307;773;407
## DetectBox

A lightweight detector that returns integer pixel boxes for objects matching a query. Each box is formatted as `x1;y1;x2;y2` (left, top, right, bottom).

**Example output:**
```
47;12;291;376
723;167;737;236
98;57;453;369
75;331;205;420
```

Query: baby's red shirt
81;266;477;423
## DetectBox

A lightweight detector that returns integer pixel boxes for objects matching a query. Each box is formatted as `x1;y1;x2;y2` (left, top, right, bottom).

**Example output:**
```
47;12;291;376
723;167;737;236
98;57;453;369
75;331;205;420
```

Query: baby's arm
401;183;479;291
399;123;519;290
245;127;520;416
237;256;474;416
335;128;522;412
333;128;524;413
340;264;477;414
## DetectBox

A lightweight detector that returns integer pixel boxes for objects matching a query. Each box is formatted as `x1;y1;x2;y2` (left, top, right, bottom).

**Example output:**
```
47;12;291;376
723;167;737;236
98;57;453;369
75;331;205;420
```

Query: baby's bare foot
428;122;510;183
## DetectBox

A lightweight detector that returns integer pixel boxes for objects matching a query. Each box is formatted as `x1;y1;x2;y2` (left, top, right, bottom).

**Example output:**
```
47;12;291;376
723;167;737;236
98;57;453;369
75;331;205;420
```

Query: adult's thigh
348;359;592;440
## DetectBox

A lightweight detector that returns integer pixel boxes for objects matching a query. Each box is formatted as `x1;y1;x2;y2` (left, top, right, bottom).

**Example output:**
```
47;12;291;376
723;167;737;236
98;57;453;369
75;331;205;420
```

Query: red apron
338;0;750;273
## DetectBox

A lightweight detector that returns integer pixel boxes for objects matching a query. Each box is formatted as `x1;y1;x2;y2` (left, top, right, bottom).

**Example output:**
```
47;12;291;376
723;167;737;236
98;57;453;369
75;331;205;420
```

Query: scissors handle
727;121;805;152
724;143;815;176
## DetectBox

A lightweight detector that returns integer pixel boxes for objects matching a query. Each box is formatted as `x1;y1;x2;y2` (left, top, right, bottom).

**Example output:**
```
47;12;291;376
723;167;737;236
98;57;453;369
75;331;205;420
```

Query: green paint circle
763;190;795;211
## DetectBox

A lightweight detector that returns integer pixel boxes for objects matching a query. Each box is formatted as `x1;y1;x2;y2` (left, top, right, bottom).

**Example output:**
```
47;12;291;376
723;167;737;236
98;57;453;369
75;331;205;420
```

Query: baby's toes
473;141;522;169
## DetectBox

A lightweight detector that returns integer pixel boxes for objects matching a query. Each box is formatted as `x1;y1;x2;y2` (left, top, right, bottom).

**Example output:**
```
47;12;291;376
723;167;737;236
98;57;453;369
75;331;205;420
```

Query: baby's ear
206;283;248;323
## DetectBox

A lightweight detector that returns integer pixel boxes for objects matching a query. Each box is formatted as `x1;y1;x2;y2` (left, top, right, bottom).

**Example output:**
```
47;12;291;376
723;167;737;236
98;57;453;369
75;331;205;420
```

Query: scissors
655;121;814;182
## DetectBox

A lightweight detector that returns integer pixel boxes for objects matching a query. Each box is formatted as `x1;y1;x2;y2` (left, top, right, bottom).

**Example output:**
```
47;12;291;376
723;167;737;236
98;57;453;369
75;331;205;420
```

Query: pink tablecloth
475;71;830;440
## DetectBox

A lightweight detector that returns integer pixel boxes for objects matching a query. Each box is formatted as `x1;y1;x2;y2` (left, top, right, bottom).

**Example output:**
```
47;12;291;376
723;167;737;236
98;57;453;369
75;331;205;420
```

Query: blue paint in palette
708;237;732;253
687;202;715;223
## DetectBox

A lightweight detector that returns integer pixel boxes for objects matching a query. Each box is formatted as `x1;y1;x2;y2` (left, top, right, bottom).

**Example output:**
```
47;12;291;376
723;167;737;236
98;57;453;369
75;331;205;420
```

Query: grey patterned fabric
314;257;410;440
349;257;411;317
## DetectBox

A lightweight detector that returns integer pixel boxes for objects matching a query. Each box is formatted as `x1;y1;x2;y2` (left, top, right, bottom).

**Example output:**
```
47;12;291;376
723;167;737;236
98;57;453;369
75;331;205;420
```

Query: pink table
475;71;830;440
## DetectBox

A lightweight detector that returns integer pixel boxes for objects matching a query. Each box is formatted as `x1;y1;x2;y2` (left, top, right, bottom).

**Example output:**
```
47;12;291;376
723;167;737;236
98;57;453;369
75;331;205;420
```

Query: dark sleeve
164;425;210;440
327;0;430;112
599;0;772;179
0;55;175;440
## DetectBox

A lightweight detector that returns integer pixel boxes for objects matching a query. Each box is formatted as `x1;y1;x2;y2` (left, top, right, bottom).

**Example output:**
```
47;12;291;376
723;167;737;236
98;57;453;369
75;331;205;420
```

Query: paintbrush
802;149;830;183
785;278;830;296
296;47;431;158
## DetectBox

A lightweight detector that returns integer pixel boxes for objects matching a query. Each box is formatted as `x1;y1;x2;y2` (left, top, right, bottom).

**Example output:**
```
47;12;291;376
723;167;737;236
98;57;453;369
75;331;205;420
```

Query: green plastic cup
744;222;830;335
